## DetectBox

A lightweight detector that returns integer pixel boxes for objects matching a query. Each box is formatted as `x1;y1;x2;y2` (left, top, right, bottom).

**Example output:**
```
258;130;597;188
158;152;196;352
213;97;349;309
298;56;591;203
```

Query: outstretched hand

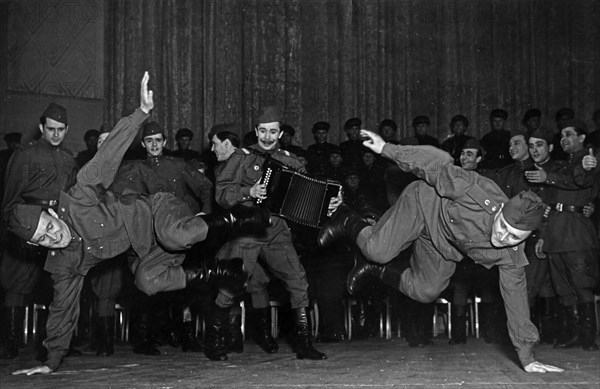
524;164;547;183
360;130;386;155
140;71;154;114
13;365;53;376
523;361;564;373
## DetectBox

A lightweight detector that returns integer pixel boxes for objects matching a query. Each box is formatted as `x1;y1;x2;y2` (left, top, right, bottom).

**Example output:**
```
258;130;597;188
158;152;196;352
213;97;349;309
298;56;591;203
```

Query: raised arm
71;72;153;204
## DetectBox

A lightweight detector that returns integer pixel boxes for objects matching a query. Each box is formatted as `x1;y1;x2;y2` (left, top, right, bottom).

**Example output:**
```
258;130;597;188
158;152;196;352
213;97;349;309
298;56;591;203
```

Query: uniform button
87;246;91;250
484;199;490;205
513;247;518;251
50;251;55;256
61;208;65;212
491;206;497;212
100;223;104;227
450;219;454;223
99;246;103;249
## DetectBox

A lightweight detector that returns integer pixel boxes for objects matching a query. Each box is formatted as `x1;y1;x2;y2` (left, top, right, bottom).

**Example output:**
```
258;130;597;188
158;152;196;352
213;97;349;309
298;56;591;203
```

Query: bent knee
134;270;158;296
411;285;442;303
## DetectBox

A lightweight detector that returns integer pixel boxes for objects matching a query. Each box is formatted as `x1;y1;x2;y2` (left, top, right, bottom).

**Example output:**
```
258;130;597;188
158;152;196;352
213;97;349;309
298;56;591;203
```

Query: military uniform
480;130;512;169
339;139;366;172
1;137;78;307
36;109;211;371
306;142;337;178
355;144;539;367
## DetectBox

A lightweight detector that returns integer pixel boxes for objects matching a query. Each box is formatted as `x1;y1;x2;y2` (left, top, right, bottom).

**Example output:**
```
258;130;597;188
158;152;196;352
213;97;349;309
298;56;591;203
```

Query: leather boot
554;305;581;348
539;297;558;345
204;304;230;361
318;205;371;248
225;313;244;354
254;308;278;354
0;307;23;359
347;254;410;296
132;313;160;355
97;316;115;356
292;307;326;360
449;304;467;345
578;302;598;351
180;321;203;352
201;206;271;241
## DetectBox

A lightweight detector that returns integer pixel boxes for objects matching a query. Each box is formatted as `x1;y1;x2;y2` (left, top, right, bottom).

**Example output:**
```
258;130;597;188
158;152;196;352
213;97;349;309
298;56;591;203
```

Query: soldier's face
560;127;585;154
329;153;342;167
142;134;166;157
491;209;531;248
414;123;428;137
314;129;328;143
177;136;191;151
255;122;282;151
362;152;375;167
459;148;481;171
346;126;361;140
211;135;234;162
39;118;68;146
528;137;552;164
280;132;292;147
380;126;396;141
491;117;505;131
97;133;109;149
509;135;529;162
525;116;540;130
29;209;72;249
451;121;466;136
345;174;360;189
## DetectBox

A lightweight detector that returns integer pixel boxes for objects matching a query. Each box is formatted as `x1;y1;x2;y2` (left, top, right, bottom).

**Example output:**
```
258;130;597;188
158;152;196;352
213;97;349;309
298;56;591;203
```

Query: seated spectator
480;108;512;170
522;109;542;135
378;119;399;144
279;124;305;156
340;117;366;171
171;128;201;162
324;146;346;183
306;121;336;178
441;114;472;165
75;129;99;167
401;115;439;147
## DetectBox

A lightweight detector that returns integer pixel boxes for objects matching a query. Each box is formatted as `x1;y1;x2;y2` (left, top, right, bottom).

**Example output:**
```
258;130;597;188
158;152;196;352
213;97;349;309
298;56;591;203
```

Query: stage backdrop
106;0;600;150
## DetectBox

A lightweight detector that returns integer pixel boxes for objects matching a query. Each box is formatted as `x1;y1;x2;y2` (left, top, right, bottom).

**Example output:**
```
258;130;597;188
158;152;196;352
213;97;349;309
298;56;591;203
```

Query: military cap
450;115;469;128
328;146;342;156
142;121;164;138
503;190;545;231
412;115;430;127
344;118;362;130
529;126;553;145
461;138;482;153
42;102;68;124
84;129;100;141
312;121;331;134
555;107;574;122
378;119;398;132
510;129;528;140
560;118;588;134
280;124;295;137
257;106;282;124
8;204;43;241
345;169;360;178
176;128;194;140
3;132;22;143
490;109;508;120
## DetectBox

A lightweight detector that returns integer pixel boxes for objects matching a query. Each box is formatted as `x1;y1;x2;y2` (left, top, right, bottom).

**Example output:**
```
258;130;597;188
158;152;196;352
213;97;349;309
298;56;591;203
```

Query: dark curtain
104;0;600;151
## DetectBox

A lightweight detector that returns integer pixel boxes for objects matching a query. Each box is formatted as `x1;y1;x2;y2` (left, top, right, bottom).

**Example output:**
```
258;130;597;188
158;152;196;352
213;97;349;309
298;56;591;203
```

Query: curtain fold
105;0;600;151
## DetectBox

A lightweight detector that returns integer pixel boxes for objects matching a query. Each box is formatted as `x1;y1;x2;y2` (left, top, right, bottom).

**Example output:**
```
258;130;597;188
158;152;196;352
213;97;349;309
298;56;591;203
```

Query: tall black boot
254;308;278;354
318;205;371;248
97;316;115;356
0;307;23;359
181;321;203;352
35;308;49;362
225;313;244;354
132;313;160;355
539;297;558;345
554;305;581;348
578;302;598;351
204;304;230;361
292;307;326;360
449;304;467;345
201;207;271;241
347;254;410;296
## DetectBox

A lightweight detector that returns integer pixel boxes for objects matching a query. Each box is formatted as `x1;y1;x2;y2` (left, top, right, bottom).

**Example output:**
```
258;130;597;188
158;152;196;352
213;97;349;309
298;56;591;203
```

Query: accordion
256;157;341;228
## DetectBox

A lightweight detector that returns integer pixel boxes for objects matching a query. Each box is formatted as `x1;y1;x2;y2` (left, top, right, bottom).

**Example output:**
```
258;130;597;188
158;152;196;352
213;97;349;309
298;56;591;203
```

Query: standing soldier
525;119;599;351
0;103;78;360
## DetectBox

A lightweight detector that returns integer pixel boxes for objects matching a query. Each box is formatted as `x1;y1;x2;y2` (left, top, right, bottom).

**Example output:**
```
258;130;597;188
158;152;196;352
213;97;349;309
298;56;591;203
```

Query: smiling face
528;137;553;164
490;208;531;248
459;148;481;171
509;135;529;162
255;122;282;151
142;133;166;157
30;209;72;249
39;118;68;146
560;127;585;154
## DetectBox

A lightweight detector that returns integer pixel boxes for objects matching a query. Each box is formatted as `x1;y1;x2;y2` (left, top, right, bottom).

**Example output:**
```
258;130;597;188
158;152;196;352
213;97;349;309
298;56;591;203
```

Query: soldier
377;119;399;144
522;109;542;135
205;106;341;362
319;129;564;373
480;109;512;170
306;121;337;178
401;116;439;147
279;124;305;157
525;119;599;351
441;114;473;166
9;73;262;375
339;117;366;171
0;132;22;206
0;103;78;360
75;129;100;168
171;128;201;162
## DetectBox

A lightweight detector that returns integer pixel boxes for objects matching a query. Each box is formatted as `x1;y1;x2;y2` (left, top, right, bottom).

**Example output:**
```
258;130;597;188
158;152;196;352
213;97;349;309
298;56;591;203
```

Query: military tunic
42;109;210;371
213;145;309;310
1;137;78;307
306;142;337;178
357;144;538;367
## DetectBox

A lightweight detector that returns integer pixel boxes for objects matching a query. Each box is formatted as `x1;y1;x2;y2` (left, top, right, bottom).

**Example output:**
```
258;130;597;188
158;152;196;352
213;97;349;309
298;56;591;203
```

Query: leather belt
23;197;58;209
548;203;584;214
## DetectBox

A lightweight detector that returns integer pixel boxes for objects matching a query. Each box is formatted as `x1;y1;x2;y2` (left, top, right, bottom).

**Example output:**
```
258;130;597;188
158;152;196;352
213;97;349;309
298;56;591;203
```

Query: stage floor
1;337;598;388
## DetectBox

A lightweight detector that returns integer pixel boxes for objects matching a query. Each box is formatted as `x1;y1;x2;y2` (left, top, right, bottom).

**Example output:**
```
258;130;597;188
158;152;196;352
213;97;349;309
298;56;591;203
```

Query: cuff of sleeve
240;187;251;202
132;108;150;124
45;353;62;372
381;143;400;160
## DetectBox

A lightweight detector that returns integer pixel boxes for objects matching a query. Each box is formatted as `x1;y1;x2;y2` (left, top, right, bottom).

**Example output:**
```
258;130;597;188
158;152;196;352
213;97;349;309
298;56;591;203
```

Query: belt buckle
49;200;58;207
555;203;563;212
